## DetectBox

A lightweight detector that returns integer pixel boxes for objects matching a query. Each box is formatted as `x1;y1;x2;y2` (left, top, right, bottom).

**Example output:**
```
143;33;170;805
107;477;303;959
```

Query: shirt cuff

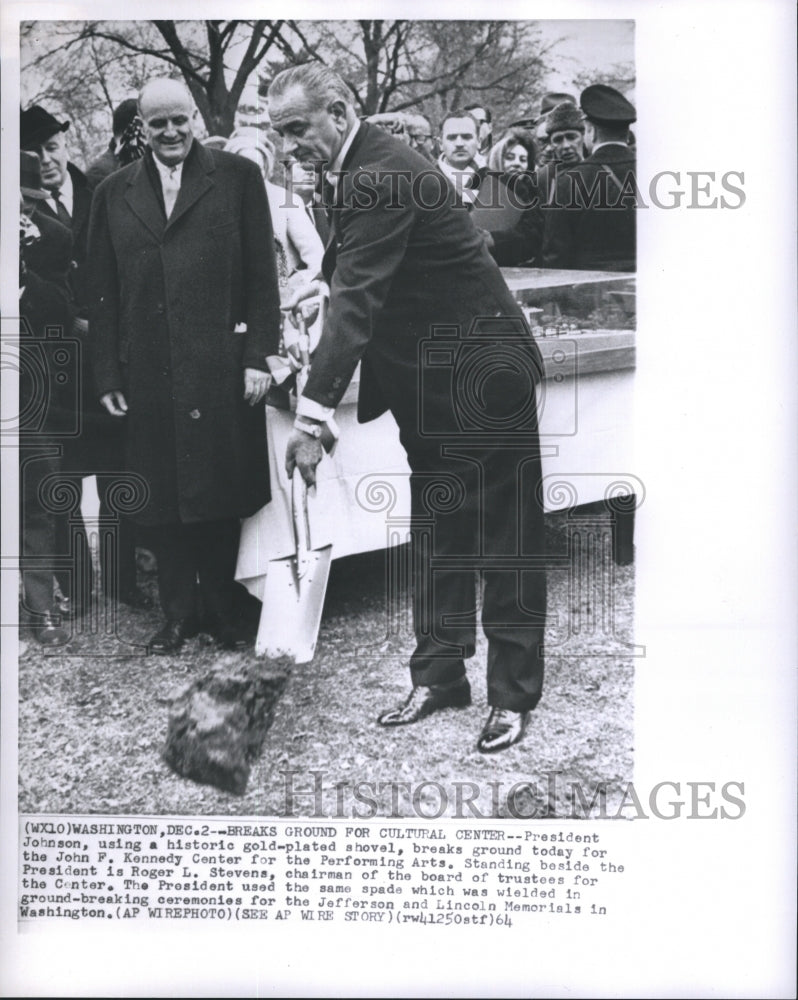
296;396;335;422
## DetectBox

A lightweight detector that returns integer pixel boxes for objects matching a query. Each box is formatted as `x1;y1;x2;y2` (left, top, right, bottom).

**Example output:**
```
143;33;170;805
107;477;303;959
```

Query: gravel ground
17;509;634;819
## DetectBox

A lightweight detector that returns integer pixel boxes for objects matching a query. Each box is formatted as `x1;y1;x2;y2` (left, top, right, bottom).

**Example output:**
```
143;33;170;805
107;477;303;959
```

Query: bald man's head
139;78;195;166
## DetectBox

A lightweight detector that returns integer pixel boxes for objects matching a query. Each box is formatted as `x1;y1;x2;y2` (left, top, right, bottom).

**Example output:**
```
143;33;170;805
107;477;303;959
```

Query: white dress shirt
153;156;184;218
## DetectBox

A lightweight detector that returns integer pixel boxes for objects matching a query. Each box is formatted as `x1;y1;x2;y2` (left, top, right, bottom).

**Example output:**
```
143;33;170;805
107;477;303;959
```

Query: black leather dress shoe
116;587;154;610
30;611;70;647
377;677;471;726
477;707;527;753
148;618;199;655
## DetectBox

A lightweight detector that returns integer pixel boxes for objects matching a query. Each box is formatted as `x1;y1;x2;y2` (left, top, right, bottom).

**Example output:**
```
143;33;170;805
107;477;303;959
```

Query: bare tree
21;19;286;151
21;19;561;162
572;62;636;96
259;20;557;126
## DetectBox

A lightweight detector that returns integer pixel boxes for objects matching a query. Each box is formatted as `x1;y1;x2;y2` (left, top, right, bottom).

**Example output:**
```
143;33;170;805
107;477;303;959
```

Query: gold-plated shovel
255;468;333;664
256;308;334;664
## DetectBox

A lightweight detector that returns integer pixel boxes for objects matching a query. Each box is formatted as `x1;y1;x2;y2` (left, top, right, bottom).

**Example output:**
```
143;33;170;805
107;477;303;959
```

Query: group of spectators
364;84;637;272
17;75;635;655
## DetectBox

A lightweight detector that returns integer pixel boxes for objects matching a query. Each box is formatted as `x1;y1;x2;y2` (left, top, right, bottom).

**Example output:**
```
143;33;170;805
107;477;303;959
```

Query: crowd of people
18;68;636;752
362;84;637;271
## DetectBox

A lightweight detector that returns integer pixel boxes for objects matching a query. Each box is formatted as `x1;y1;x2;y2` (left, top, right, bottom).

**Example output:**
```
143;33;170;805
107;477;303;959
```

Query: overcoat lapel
124;159;166;240
123;141;216;240
166;142;215;231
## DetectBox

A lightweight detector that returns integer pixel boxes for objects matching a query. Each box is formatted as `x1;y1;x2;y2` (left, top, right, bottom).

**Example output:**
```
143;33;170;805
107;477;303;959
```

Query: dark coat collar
124;140;216;239
586;143;635;163
339;121;375;173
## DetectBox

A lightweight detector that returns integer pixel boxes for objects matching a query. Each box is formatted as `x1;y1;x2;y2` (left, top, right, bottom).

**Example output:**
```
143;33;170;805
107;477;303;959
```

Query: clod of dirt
163;661;290;795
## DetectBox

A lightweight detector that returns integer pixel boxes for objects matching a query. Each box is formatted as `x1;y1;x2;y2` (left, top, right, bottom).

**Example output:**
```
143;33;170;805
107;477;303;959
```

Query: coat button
189;409;201;419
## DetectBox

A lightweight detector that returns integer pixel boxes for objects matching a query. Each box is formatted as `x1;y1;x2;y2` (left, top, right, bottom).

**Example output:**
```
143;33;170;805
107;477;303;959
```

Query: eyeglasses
409;134;432;144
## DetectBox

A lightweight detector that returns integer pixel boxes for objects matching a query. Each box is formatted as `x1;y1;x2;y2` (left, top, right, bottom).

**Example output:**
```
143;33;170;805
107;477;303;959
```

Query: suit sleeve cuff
296;396;335;422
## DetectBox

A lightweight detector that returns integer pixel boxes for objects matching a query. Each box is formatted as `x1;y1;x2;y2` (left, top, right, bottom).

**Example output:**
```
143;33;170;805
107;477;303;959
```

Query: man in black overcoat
88;78;281;653
18;163;76;646
270;65;548;753
542;85;637;272
21;104;151;615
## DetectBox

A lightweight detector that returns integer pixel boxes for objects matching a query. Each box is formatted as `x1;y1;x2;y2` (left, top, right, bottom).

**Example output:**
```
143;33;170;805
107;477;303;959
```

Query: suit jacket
542;144;636;272
88;141;282;525
306;123;542;436
35;162;94;311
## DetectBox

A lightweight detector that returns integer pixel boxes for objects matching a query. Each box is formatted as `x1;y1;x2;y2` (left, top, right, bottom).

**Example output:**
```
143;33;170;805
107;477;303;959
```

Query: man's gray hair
268;64;352;108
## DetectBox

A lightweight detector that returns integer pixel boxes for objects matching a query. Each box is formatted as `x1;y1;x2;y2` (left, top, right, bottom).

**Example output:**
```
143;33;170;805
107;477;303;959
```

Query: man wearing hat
535;101;587;206
21;105;152;616
509;93;579;168
20;150;72;295
542;84;637;272
18;152;76;645
20;107;93;307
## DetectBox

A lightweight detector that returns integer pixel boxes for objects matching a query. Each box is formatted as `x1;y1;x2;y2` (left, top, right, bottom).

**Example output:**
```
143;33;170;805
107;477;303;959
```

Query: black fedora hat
20;151;50;200
21;105;70;147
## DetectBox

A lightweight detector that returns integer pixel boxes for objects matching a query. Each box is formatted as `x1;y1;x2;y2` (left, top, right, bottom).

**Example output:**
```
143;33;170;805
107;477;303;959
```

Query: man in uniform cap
542;84;637;272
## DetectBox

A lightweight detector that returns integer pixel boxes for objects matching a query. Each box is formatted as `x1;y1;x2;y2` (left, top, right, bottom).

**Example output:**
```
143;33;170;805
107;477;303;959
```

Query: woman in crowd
487;127;537;177
479;128;541;266
222;127;324;285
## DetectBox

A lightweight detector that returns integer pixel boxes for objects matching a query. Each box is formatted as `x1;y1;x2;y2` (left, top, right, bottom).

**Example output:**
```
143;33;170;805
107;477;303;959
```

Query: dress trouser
146;518;241;624
52;474;138;608
19;445;62;618
400;431;547;713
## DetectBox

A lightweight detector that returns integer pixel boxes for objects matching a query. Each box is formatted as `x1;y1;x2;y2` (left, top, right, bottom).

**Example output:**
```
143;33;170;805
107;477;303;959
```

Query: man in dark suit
88;77;282;654
19;162;76;646
542;85;637;272
21;104;151;616
270;65;548;753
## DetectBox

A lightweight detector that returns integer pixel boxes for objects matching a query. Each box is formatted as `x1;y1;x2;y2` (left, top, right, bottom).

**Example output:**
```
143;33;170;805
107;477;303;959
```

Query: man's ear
328;99;348;126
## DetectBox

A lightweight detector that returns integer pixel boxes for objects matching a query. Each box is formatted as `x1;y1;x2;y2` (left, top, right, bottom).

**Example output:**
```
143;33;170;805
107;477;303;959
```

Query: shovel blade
255;547;333;665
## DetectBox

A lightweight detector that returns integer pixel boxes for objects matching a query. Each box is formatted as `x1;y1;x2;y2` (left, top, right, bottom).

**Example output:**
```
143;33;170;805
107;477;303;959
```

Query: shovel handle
291;467;311;578
296;312;311;368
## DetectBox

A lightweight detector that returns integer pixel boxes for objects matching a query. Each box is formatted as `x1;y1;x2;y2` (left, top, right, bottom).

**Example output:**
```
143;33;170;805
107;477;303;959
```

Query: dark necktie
52;190;71;229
